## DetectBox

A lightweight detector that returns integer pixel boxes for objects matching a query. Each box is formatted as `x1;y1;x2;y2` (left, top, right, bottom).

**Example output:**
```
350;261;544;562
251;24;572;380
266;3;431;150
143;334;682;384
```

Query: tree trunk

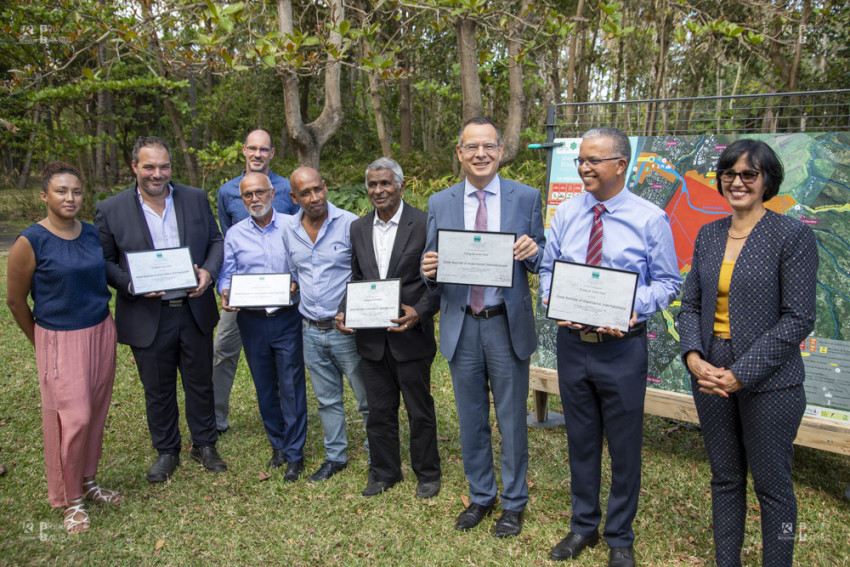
95;44;108;191
140;2;200;186
455;17;483;121
277;0;344;170
501;0;530;163
399;69;413;154
368;72;392;157
565;0;586;119
17;104;40;190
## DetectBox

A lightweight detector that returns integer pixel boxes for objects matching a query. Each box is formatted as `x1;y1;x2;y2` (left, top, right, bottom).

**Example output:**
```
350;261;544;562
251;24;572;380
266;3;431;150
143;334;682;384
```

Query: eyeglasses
460;143;500;155
244;146;272;155
574;157;623;168
241;188;271;201
719;169;761;184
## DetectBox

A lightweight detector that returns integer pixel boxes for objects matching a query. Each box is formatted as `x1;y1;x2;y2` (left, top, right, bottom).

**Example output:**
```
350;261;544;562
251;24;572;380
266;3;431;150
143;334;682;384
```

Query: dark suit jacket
341;204;438;362
423;177;545;362
94;184;223;348
678;210;818;392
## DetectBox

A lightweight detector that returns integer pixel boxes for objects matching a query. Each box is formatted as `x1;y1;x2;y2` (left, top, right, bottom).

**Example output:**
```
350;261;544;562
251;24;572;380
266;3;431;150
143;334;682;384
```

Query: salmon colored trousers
34;314;117;508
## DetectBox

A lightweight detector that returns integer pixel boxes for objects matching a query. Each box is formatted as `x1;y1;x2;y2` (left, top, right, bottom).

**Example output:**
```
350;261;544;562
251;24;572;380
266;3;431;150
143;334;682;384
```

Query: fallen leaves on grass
258;470;271;481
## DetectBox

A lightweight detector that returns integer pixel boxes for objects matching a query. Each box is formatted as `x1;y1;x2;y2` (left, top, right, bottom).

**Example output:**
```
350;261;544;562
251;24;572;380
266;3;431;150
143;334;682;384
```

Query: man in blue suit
421;117;545;538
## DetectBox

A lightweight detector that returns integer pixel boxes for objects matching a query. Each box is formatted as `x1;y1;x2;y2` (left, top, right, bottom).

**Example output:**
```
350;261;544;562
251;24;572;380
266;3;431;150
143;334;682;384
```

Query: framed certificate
344;279;402;329
125;247;197;295
435;229;515;288
228;273;291;308
546;261;638;331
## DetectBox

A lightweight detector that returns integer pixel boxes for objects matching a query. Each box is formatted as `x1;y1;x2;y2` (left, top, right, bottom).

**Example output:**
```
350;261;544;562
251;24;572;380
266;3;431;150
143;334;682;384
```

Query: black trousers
693;336;805;567
131;303;218;453
360;345;440;483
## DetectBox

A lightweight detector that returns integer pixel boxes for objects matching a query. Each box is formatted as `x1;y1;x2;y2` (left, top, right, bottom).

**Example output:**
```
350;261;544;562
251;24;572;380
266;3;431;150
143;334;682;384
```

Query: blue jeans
302;322;369;463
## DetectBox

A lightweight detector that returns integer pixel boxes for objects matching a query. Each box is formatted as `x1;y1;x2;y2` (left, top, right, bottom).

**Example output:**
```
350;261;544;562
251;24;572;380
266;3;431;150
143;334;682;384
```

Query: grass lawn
0;251;848;566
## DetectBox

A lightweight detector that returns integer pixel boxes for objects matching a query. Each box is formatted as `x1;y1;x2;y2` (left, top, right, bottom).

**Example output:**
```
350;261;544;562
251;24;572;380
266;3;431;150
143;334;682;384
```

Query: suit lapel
447;183;466;230
171;185;186;245
387;205;413;278
359;210;380;279
499;176;514;232
703;217;730;304
131;187;155;249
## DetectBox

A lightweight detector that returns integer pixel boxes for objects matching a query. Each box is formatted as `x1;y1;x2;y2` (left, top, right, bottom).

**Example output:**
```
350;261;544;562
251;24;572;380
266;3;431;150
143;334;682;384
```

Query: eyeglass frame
240;188;272;201
718;169;761;184
459;143;501;155
244;145;273;155
574;156;625;168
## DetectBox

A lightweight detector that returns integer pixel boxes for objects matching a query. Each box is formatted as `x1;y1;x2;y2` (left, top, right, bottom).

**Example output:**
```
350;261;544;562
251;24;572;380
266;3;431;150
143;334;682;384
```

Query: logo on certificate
474;236;481;242
592;271;600;279
156;253;163;258
371;284;376;290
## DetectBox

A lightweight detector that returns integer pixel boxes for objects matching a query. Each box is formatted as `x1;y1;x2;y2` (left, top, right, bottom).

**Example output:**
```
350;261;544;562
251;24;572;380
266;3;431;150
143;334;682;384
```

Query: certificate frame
546;261;639;330
344;279;402;330
435;229;516;288
228;273;292;308
125;247;198;295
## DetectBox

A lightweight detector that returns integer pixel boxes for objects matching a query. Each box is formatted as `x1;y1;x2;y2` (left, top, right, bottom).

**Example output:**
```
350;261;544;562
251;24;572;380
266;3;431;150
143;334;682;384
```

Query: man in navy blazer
336;157;441;499
421;117;545;538
94;136;227;483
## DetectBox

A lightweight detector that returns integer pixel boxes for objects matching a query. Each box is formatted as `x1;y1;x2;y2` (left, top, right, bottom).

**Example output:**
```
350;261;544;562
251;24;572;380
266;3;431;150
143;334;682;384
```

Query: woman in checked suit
678;139;818;566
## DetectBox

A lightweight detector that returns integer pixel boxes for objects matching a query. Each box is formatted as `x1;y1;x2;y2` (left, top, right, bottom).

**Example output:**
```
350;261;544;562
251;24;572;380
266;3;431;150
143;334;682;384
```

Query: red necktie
470;190;487;314
586;203;606;266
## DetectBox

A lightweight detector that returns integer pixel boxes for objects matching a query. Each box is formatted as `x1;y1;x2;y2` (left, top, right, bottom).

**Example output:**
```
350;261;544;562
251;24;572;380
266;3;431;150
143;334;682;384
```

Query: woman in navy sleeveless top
6;162;121;534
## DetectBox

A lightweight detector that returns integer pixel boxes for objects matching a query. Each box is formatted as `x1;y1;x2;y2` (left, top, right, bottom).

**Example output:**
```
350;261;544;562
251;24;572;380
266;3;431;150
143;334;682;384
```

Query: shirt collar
463;175;500;197
373;200;404;227
248;208;280;231
136;184;174;205
587;185;629;214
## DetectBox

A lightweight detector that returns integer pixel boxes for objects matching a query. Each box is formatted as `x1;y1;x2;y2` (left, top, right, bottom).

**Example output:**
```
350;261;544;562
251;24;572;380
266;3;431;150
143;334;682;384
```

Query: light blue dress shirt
281;201;357;321
540;187;682;322
218;209;289;294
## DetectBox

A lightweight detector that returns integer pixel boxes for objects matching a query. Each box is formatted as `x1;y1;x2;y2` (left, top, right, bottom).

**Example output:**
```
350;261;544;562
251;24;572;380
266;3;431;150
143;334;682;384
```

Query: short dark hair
457;117;502;146
132;136;172;164
41;161;83;192
582;127;631;161
716;139;784;201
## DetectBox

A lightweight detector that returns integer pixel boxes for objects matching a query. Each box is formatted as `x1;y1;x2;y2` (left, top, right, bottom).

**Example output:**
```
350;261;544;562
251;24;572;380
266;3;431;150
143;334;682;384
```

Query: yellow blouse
713;261;735;338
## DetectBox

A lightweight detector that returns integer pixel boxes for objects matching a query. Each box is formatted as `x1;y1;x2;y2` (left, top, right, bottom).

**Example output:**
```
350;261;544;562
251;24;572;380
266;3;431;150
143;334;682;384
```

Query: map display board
533;132;850;423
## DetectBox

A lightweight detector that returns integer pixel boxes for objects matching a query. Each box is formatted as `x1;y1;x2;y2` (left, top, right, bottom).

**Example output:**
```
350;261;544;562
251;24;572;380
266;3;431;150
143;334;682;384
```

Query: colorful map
533;132;850;421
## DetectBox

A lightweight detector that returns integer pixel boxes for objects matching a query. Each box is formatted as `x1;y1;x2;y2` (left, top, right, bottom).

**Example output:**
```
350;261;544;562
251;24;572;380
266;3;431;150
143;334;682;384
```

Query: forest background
1;0;849;208
1;1;849;565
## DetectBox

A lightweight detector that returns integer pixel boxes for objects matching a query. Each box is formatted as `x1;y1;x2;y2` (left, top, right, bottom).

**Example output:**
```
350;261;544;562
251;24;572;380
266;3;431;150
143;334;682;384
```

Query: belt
465;304;506;319
241;304;298;318
305;317;334;330
568;321;646;343
161;298;188;307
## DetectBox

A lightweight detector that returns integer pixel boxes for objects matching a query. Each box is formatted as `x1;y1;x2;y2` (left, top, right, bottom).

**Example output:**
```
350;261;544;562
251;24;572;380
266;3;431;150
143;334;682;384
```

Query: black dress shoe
608;545;635;567
493;510;523;538
416;479;441;499
146;454;179;483
284;460;303;483
455;502;494;531
269;449;286;469
550;531;600;561
190;446;227;473
307;460;347;482
361;475;402;497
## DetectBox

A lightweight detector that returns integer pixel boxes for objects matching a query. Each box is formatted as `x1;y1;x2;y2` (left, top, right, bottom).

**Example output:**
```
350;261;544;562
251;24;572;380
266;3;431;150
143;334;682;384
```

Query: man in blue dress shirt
281;166;369;482
213;129;298;434
218;172;306;482
540;127;682;567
